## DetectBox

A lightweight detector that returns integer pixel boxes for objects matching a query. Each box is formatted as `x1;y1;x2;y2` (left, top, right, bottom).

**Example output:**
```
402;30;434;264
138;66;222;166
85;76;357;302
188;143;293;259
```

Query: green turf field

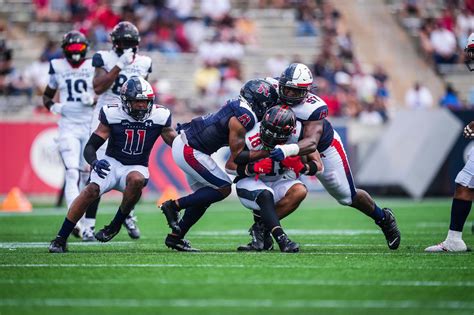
0;196;472;315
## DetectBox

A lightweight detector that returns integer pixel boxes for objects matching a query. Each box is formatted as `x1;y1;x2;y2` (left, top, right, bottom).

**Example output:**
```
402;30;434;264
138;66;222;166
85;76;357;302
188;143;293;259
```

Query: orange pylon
156;186;180;207
1;187;32;212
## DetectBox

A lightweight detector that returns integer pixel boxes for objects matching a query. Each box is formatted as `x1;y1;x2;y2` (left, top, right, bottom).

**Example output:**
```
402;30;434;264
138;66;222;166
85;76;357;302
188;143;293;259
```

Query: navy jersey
99;104;171;166
177;98;257;155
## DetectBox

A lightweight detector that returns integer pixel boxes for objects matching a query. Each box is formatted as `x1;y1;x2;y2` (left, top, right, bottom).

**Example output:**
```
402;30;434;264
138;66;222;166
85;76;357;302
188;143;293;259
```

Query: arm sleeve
83;133;107;165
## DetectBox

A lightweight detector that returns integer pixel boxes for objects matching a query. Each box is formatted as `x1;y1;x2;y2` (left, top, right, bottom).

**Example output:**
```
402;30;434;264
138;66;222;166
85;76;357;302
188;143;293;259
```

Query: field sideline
0;196;473;315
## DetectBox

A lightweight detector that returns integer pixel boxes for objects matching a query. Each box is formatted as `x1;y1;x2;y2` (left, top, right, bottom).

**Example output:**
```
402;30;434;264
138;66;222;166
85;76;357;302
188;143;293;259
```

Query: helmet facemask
123;98;153;121
260;105;296;149
120;76;154;121
110;22;140;56
62;32;89;65
279;85;309;106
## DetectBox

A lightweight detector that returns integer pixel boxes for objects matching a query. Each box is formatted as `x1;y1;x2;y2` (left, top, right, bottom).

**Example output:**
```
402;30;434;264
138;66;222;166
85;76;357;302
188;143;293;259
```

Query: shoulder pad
149;105;172;126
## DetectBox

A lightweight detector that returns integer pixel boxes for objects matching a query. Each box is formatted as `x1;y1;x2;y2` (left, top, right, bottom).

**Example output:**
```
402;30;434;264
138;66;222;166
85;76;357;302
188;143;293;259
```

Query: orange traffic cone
156;185;180;207
1;187;32;212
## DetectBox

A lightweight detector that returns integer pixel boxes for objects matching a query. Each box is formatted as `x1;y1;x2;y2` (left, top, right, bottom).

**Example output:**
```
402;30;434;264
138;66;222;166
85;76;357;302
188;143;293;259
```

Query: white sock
446;230;462;241
83;218;96;229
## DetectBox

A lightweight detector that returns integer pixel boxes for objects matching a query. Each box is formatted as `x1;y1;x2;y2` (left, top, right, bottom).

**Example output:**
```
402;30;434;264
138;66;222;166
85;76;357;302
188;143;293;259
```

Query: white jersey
265;76;334;151
244;120;302;182
47;58;95;127
265;77;329;121
92;50;152;109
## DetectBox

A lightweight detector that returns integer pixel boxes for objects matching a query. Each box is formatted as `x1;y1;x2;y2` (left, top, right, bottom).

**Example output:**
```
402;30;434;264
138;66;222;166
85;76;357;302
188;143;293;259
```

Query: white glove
116;48;134;69
50;102;64;115
80;93;94;106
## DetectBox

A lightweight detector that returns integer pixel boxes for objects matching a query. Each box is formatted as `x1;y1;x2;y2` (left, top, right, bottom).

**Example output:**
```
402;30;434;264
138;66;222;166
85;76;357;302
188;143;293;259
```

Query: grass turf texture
0;197;472;315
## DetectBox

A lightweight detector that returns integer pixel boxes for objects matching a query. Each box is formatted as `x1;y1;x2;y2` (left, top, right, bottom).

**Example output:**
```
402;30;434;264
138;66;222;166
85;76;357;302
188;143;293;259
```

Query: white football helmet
278;63;314;106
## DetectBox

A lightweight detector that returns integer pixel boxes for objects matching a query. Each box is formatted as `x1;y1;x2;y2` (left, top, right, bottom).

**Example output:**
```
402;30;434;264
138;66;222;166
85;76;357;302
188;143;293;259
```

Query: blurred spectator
0;39;31;97
266;54;290;77
336;31;353;61
430;22;458;66
439;83;463;110
455;10;474;50
23;53;50;101
194;62;220;96
235;14;257;46
352;64;378;103
358;102;385;125
34;0;71;22
41;40;62;62
295;1;318;37
317;77;341;116
201;0;231;26
405;81;433;109
168;0;195;21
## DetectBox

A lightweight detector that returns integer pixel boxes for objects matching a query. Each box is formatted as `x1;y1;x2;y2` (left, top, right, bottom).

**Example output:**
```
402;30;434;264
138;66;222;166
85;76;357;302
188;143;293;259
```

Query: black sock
255;190;282;234
252;210;261;223
449;198;472;232
177;205;210;238
271;226;285;240
57;218;76;240
85;197;100;219
178;186;227;209
110;207;128;229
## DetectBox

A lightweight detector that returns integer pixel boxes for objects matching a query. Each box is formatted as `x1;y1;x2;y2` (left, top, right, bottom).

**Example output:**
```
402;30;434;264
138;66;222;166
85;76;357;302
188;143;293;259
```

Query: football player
159;79;279;251
48;77;176;253
240;63;401;250
43;30;95;236
425;33;474;252
231;105;323;252
83;21;153;240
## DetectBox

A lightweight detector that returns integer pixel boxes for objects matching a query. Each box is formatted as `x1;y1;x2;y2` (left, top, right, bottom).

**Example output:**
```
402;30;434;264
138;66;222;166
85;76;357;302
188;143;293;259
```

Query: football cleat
237;222;274;251
276;234;299;253
82;226;96;242
165;234;199;252
425;239;469;252
160;200;181;235
95;224;121;243
123;214;140;239
376;208;401;250
48;237;68;253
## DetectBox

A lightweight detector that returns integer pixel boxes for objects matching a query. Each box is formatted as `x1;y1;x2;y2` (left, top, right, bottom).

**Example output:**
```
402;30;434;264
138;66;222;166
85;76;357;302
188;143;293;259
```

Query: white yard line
193;229;381;236
0;263;472;270
0;242;133;248
0;298;472;310
0;278;472;287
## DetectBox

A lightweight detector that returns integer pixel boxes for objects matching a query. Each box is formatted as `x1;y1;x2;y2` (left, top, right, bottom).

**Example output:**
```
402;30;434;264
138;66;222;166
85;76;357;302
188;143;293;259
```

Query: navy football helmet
278;63;313;106
120;77;154;121
61;31;89;65
110;21;140;55
240;79;279;121
260;105;296;149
